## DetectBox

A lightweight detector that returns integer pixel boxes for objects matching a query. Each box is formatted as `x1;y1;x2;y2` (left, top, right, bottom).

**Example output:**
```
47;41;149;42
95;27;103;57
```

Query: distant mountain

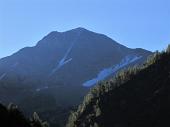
67;45;170;127
0;28;151;127
0;27;151;89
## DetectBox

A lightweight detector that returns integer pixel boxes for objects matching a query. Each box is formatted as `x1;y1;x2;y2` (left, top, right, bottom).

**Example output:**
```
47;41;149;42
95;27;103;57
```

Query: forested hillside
67;45;170;127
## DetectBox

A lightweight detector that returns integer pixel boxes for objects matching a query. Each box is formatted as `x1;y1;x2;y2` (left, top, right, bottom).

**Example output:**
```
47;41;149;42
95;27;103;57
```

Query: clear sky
0;0;170;58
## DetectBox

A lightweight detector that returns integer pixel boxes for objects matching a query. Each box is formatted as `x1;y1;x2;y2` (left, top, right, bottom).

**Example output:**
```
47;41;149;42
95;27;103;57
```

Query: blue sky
0;0;170;58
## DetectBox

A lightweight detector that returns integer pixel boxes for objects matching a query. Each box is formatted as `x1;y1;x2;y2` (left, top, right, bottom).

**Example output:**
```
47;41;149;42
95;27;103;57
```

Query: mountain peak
67;27;89;33
73;27;87;31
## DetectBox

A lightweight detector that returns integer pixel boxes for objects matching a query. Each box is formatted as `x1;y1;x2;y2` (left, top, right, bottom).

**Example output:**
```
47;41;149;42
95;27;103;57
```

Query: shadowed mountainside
0;28;151;127
67;45;170;127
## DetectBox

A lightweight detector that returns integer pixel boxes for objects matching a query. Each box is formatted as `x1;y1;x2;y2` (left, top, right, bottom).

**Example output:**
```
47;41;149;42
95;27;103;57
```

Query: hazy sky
0;0;170;58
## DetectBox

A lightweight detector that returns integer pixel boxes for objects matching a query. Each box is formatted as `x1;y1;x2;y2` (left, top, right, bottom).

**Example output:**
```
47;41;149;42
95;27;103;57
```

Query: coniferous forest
0;103;49;127
67;45;170;127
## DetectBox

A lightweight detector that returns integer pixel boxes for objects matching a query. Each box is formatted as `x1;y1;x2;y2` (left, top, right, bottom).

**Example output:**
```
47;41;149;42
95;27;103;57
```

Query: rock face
0;27;151;89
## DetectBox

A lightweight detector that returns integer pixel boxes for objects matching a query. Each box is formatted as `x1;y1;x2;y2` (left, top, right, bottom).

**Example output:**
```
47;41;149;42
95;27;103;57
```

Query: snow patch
83;55;142;87
57;42;74;68
50;31;82;75
0;73;7;80
36;86;49;92
50;43;74;75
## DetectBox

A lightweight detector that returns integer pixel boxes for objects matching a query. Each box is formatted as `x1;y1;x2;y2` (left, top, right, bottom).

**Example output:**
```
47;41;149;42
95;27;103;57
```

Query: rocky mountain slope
0;28;151;127
0;28;151;89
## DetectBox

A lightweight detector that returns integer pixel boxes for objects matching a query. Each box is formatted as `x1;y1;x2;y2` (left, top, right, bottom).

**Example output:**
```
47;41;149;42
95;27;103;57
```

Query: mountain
67;45;170;127
0;27;151;89
0;27;151;126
